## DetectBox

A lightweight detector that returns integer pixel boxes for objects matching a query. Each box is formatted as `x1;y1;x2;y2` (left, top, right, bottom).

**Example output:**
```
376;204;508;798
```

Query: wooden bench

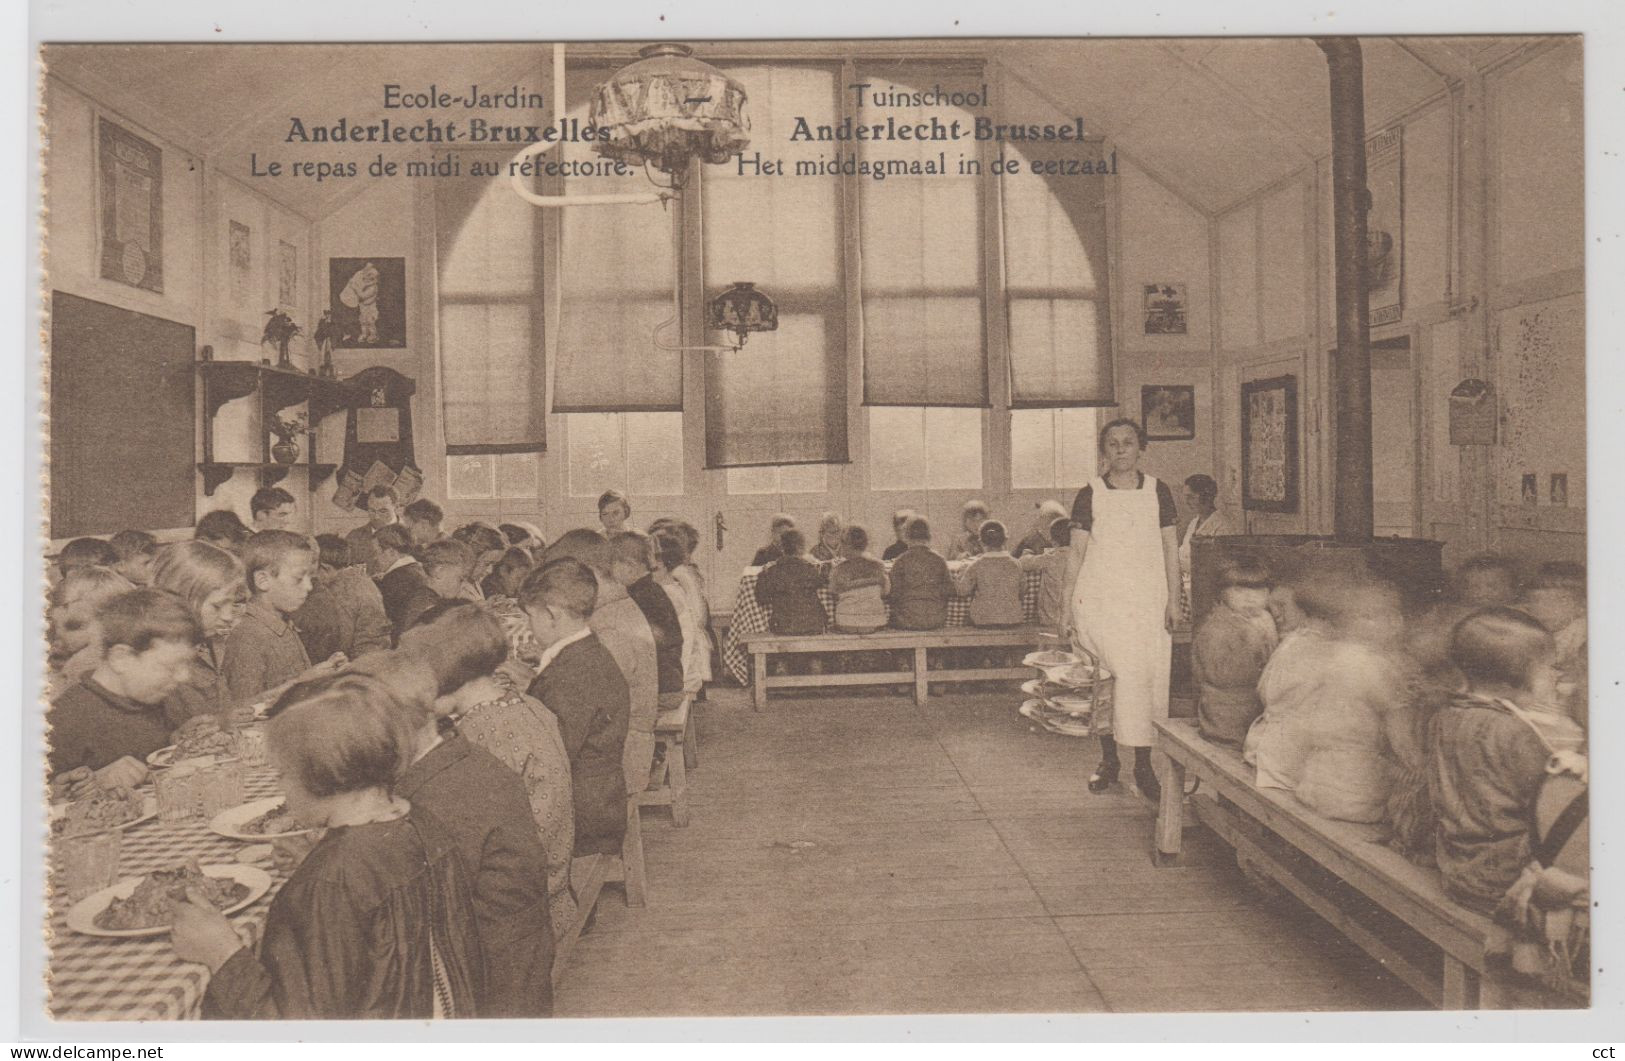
638;695;696;827
740;625;1052;711
1151;717;1548;1009
552;794;650;984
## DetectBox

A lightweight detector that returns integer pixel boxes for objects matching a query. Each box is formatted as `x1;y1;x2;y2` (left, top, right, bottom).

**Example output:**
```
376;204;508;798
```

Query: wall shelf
196;362;365;497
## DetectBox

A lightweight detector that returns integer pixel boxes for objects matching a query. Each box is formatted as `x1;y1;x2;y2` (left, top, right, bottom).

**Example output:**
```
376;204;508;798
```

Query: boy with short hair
610;531;687;698
829;526;890;633
57;537;117;579
1014;500;1068;559
751;514;798;567
222;531;321;703
953;520;1024;627
755;528;826;636
881;509;915;563
194;510;251;553
108;529;159;586
519;558;631;856
249;487;297;532
49;588;199;784
372;523;428;637
1019;517;1074;634
945;500;992;562
294;534;392;663
889;517;952;631
598;490;632;538
399;538;474;633
1191;560;1279;748
400;497;445;548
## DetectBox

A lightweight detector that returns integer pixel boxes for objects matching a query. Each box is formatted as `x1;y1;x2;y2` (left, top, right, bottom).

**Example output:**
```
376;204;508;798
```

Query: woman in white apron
1177;474;1231;621
1061;419;1184;801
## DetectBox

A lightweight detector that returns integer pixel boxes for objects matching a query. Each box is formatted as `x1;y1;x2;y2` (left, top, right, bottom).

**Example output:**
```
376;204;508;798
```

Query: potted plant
269;411;307;464
262;308;302;369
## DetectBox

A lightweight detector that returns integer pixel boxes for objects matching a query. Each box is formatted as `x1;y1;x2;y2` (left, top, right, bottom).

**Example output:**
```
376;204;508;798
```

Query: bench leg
914;646;929;705
751;651;768;712
1152;749;1185;866
1442;956;1473;1009
621;800;647;907
682;709;698;770
667;738;690;827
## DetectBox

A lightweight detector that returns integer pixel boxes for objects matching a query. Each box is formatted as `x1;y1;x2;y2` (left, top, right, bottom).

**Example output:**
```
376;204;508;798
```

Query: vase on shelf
271;440;300;465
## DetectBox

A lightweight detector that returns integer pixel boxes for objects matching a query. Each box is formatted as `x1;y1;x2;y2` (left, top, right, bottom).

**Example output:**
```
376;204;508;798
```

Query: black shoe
1087;761;1120;793
1134;761;1162;803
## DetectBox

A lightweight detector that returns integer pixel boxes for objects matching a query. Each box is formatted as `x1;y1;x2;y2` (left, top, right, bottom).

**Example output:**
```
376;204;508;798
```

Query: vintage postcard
26;10;1605;1042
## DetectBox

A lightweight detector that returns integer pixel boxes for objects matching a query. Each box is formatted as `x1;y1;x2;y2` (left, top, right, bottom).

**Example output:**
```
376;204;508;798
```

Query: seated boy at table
1018;517;1073;635
944;500;991;562
751;513;797;567
829;525;890;634
294;534;393;665
398;538;474;634
49;587;199;790
881;508;915;562
108;529;158;586
889;517;952;631
520;558;631;856
755;528;827;636
223;530;337;705
1517;561;1587;727
1191;560;1279;748
954;520;1024;628
56;536;117;580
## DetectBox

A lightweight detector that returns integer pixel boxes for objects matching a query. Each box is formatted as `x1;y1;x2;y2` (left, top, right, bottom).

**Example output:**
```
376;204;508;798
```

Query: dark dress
627;574;686;694
529;633;631;855
48;677;171;776
203;808;482;1019
396;735;555;1017
1012;530;1050;559
888;546;952;631
754;556;827;636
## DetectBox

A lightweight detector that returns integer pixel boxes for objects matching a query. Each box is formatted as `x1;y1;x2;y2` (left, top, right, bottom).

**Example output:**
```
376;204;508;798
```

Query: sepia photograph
24;10;1604;1042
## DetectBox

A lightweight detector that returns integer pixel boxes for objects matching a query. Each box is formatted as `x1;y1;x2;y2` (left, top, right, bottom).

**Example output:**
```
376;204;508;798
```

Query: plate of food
209;797;311;842
49;788;157;838
65;859;271;938
147;716;240;769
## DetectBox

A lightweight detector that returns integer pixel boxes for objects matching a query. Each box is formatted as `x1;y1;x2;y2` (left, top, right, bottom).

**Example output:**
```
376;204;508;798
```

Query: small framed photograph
1143;282;1187;335
1141;384;1196;442
328;257;407;348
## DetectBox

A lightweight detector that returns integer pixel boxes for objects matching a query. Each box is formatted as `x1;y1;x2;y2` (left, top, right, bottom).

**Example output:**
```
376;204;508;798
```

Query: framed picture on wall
328;257;407;348
1141;384;1196;441
1143;283;1187;335
96;117;164;293
1241;375;1299;513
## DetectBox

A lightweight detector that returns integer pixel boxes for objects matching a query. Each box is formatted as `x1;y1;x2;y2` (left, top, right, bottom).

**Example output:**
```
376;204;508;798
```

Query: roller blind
550;68;683;413
702;64;849;468
434;168;547;453
858;63;989;407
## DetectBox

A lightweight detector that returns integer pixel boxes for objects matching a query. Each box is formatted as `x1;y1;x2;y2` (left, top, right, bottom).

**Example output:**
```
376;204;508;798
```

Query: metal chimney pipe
1316;37;1375;541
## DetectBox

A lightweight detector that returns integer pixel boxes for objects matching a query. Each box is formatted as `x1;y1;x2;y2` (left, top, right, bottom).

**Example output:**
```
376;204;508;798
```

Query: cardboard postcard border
17;0;1624;1043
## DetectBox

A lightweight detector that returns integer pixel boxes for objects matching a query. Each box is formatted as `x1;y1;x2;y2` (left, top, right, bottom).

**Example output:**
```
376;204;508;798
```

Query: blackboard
49;291;196;537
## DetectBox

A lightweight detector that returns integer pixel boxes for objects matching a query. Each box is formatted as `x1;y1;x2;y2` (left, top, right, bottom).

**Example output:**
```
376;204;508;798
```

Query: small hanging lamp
707;282;778;350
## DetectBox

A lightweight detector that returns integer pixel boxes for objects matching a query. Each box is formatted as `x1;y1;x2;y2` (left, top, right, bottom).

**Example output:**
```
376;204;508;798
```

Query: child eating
1191;560;1278;748
828;525;890;634
222;531;342;703
888;517;952;631
953;520;1024;627
754;528;826;636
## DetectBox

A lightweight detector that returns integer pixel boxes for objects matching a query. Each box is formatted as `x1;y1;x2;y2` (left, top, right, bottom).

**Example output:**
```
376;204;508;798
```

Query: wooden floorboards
554;687;1422;1018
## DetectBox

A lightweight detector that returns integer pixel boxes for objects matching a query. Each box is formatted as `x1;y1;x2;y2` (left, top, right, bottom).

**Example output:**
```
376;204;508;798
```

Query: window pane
496;452;539;499
726;466;779;495
778;464;829;493
447;454;496;499
868;406;926;491
869;407;981;490
565;413;625;498
924;407;983;489
625;412;685;497
1010;410;1057;490
1056;407;1099;490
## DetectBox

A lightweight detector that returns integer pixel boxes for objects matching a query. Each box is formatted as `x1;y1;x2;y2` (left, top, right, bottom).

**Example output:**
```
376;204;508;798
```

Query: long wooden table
1152;718;1533;1010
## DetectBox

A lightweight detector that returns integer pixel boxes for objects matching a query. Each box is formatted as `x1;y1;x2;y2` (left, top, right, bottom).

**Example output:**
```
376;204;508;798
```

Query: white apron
1072;474;1172;748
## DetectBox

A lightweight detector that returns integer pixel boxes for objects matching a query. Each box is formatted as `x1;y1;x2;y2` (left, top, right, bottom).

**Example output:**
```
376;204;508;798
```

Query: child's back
955;552;1024;627
1192;604;1276;747
755;555;827;635
1018;545;1070;632
528;632;630;856
890;541;951;631
830;554;888;633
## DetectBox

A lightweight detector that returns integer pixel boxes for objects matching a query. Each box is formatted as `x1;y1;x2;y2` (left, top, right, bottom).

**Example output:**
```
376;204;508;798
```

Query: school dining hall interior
37;34;1588;1022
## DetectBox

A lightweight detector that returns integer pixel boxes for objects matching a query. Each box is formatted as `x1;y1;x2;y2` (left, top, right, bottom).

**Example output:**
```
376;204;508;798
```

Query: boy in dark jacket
754;528;826;636
520;558;631;856
888;516;952;631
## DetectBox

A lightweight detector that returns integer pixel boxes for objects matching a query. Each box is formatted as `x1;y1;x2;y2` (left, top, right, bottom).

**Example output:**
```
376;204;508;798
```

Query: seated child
372;523;428;637
1018;517;1074;635
481;547;542;684
56;536;118;580
1191;560;1279;748
249;486;296;533
889;517;951;631
400;497;445;548
751;513;797;567
108;530;158;586
519;558;631;856
944;500;991;562
401;602;578;945
173;672;482;1019
597;489;631;538
953;520;1024;627
1246;573;1420;824
1429;607;1569;914
755;528;827;636
49;588;199;786
1014;500;1067;559
828;526;890;634
881;509;915;562
193;509;252;554
222;531;334;704
451;523;508;602
651;531;708;692
483;545;533;601
363;651;556;1018
152;540;249;727
47;566;134;692
294;534;392;665
611;531;687;700
398;538;474;633
1517;561;1587;727
810;512;846;563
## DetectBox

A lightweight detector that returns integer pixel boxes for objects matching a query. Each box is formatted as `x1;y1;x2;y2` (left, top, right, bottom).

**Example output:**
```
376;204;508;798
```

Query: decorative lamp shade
590;44;751;182
707;282;778;349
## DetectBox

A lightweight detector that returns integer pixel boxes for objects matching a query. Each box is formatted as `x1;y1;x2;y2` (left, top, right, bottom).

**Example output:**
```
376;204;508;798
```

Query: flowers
270;411;307;443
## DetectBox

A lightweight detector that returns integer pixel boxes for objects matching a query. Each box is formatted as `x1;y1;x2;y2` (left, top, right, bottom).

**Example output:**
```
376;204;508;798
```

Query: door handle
715;512;727;552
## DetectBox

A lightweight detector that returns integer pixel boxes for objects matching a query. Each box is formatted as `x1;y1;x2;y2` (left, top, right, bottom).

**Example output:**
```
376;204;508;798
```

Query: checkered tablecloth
48;768;285;1022
720;563;1045;684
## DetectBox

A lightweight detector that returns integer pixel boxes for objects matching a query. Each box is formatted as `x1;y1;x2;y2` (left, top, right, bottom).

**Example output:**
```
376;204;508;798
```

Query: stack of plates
1019;698;1094;737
